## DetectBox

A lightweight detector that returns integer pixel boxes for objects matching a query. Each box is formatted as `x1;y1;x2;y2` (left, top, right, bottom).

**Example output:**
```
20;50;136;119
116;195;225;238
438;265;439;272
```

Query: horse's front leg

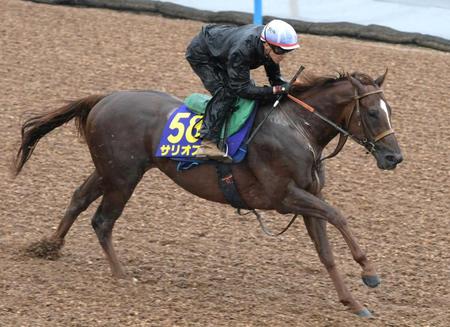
303;216;371;317
281;183;379;316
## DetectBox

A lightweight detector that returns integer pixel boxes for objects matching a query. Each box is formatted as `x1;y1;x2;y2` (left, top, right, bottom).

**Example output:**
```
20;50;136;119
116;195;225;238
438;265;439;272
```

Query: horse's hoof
24;238;64;260
355;308;373;318
362;275;381;288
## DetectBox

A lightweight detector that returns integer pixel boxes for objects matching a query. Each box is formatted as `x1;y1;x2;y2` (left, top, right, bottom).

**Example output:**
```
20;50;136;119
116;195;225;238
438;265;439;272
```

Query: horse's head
346;70;403;170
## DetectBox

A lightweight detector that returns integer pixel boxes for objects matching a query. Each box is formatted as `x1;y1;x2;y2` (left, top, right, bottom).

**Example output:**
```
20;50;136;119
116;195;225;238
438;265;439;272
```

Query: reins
246;65;305;146
238;209;299;237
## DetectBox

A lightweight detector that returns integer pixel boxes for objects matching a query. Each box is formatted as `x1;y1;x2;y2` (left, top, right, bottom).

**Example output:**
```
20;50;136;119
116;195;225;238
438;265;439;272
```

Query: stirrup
215;155;233;163
215;143;233;163
223;144;233;163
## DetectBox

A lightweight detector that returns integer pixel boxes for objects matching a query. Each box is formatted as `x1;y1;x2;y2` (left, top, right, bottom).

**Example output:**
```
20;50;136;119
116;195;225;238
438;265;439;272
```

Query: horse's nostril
385;154;403;164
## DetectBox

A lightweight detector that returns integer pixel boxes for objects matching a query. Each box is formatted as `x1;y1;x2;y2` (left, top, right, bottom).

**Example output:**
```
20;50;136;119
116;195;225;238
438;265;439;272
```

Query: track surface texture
1;1;449;326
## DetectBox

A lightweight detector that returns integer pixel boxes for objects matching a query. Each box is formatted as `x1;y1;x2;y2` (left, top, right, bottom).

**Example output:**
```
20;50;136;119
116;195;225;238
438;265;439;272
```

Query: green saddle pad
184;93;255;138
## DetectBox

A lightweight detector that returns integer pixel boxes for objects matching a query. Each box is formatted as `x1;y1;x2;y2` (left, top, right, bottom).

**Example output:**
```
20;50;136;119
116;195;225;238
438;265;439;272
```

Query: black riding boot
199;87;237;143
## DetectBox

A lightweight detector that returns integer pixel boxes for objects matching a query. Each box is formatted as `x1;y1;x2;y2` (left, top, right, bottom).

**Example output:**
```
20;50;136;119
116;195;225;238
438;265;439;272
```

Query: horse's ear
347;73;365;93
375;68;388;87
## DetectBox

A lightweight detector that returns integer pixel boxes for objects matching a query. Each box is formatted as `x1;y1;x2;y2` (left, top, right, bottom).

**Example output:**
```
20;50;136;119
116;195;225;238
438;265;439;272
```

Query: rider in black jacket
185;19;299;160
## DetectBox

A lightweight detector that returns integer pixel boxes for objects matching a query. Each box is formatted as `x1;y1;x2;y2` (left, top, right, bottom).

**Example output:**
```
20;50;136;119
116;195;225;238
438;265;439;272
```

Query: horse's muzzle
379;152;403;170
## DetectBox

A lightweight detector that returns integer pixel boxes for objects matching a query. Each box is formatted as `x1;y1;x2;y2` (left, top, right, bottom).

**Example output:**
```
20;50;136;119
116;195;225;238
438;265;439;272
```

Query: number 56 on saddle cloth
155;93;256;163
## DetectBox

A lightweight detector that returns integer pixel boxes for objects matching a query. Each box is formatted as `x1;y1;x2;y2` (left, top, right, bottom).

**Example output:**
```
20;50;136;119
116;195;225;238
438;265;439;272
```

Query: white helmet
260;19;299;50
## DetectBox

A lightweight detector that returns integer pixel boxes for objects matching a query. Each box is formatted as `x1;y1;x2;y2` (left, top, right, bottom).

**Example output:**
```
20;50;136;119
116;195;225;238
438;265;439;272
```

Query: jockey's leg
187;60;236;159
195;88;236;161
200;87;237;143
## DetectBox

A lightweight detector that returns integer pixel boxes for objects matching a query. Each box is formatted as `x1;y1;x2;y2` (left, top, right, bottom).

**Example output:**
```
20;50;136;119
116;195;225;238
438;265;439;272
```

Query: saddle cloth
155;93;256;164
184;93;255;138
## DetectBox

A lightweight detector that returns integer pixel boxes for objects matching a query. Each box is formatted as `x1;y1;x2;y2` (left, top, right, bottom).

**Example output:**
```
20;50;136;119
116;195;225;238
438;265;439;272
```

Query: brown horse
14;70;402;317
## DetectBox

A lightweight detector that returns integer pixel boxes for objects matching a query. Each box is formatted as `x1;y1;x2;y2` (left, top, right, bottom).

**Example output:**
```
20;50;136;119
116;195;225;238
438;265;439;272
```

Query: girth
216;163;250;210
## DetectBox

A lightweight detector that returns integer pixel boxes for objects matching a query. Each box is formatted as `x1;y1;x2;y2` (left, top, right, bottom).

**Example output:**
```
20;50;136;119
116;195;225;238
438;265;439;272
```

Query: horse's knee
321;260;336;271
318;251;336;271
329;214;348;229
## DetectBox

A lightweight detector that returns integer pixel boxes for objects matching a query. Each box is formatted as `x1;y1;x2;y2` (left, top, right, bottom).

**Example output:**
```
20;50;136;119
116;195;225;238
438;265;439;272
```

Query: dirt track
1;1;449;326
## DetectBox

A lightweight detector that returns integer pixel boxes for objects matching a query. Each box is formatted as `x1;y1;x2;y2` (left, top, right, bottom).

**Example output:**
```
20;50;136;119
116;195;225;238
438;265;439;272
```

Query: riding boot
196;139;232;162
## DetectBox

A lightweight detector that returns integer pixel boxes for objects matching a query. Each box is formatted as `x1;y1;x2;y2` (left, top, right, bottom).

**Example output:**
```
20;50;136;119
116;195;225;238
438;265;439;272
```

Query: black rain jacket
186;24;286;99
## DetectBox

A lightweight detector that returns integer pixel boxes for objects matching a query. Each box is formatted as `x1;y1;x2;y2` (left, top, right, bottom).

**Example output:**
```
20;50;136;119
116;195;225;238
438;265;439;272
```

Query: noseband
286;87;395;158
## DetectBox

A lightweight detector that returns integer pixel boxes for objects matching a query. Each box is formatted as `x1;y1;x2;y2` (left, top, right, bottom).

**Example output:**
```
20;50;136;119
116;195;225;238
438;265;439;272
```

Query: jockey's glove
272;83;290;95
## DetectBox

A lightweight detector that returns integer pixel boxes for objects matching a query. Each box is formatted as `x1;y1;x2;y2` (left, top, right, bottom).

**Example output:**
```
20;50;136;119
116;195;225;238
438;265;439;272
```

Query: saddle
154;94;256;209
155;93;257;162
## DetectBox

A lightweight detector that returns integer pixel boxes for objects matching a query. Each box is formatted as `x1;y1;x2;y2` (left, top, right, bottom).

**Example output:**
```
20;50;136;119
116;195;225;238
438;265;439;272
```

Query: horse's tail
13;94;107;176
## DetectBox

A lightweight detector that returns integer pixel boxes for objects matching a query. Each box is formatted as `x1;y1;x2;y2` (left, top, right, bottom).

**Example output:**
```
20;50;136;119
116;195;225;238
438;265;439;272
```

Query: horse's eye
368;109;379;118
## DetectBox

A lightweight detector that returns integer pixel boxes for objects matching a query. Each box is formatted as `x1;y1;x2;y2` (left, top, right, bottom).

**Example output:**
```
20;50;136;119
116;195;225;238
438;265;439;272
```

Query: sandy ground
1;1;449;326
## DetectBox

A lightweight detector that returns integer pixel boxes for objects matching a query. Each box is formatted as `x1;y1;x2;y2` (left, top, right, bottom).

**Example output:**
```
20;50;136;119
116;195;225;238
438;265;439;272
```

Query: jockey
185;19;299;160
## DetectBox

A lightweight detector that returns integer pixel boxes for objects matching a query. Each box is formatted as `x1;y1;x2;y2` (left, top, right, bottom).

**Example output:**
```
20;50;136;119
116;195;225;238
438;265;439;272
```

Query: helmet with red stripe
260;19;299;51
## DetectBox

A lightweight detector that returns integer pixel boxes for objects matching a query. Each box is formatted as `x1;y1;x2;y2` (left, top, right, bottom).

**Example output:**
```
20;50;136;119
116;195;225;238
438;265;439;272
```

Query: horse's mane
290;71;376;95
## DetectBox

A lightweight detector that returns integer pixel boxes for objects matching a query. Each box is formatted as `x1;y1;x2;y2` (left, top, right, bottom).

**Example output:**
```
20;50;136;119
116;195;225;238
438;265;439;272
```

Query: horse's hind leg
303;216;372;317
90;175;142;278
52;170;103;242
26;171;103;259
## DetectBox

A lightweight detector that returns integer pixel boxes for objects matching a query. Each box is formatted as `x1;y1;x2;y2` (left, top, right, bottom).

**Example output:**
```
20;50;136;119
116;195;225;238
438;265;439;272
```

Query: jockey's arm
227;53;275;100
264;61;287;86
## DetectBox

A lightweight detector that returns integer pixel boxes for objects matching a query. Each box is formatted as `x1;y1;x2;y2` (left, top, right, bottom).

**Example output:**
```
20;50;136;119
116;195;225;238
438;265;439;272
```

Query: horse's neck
291;83;353;149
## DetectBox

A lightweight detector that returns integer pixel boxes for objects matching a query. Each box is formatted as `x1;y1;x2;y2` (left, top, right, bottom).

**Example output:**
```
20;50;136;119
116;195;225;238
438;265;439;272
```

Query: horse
13;70;402;317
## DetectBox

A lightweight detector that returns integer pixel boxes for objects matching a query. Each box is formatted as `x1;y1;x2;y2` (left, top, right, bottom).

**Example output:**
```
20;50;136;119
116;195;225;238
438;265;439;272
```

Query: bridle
286;87;395;160
350;89;395;152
